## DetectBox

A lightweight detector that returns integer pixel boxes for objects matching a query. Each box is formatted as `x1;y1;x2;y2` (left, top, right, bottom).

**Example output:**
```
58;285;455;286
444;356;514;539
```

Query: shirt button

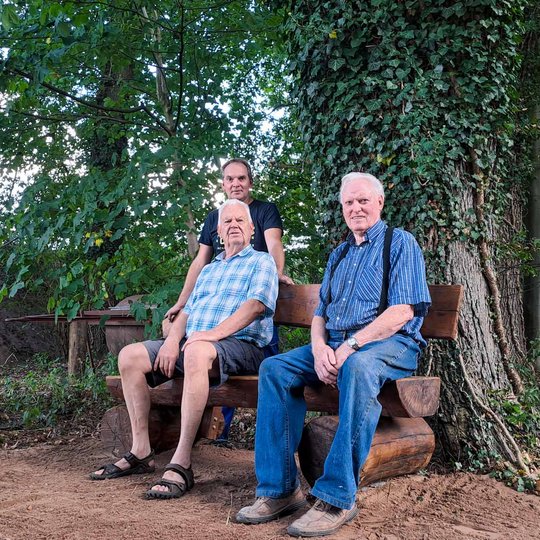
342;298;346;302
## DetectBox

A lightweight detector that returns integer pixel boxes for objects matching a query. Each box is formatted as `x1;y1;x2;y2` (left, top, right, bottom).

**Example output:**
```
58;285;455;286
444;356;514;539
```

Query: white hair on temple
217;198;253;224
339;172;385;202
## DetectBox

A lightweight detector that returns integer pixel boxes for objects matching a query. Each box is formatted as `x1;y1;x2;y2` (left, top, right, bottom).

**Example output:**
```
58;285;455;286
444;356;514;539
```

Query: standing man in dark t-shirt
163;159;293;441
165;158;293;324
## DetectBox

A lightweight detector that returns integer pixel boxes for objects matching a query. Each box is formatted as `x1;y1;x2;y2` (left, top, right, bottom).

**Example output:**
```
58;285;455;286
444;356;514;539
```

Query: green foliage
277;0;531;277
490;468;538;493
0;353;118;429
0;0;311;318
489;345;540;455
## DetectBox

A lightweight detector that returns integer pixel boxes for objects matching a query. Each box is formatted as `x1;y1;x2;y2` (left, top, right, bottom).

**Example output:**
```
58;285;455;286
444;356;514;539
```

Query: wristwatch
346;336;360;351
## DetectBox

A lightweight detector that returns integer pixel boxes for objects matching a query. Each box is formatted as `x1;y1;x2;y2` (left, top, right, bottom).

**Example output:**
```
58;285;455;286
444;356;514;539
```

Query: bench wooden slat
274;284;320;328
106;374;440;418
273;283;463;340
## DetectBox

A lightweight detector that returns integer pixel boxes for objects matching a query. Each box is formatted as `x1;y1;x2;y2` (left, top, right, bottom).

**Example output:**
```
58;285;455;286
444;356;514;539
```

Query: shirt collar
346;219;386;245
215;244;253;262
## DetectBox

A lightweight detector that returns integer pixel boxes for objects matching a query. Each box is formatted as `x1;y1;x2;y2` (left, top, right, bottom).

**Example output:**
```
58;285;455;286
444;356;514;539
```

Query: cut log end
100;404;223;456
100;405;182;456
298;415;435;488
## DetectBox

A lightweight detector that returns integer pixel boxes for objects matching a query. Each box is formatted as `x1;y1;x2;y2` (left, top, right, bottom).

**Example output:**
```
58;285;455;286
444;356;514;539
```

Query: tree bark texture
280;0;532;468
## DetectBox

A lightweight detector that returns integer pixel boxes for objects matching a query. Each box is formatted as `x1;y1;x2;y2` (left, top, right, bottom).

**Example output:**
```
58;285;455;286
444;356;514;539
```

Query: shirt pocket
354;262;383;303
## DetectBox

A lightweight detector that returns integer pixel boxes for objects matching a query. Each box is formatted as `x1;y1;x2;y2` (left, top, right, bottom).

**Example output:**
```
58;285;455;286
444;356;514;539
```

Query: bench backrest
274;284;463;340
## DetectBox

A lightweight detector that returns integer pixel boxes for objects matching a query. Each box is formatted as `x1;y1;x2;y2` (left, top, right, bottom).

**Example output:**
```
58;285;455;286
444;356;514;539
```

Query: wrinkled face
217;204;254;252
341;178;384;237
222;162;252;202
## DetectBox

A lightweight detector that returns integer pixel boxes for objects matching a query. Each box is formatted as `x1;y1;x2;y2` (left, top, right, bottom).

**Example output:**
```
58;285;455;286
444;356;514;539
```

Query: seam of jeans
283;370;302;493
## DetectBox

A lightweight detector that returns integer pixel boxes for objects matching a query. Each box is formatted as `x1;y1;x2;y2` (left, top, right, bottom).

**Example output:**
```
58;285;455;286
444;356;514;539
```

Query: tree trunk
528;103;540;357
280;0;533;470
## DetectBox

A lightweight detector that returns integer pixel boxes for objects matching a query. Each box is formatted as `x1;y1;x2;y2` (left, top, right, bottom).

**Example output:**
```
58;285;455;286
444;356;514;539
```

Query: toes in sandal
145;463;195;500
90;450;155;480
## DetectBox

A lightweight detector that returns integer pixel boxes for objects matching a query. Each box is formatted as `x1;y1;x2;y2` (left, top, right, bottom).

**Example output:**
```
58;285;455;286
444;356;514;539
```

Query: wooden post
68;320;88;376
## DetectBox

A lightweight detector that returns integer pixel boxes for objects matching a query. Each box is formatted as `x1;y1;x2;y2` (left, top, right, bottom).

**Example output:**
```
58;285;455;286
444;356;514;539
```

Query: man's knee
341;353;381;388
259;355;286;379
118;343;150;375
183;341;216;376
259;354;298;387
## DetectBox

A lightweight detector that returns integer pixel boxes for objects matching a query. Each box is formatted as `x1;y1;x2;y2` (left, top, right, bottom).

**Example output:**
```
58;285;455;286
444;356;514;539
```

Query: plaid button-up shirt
314;219;431;346
184;245;278;347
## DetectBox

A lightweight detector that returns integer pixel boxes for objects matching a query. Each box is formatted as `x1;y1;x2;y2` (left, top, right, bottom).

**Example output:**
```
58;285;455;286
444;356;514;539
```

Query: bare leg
149;340;217;492
93;343;155;475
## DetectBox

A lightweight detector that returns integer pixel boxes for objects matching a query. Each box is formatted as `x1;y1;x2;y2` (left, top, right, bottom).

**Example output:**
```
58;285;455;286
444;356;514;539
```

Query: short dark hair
221;158;254;184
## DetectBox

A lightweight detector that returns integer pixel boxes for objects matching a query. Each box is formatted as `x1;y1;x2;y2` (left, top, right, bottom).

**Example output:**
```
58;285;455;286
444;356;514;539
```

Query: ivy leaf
329;58;346;71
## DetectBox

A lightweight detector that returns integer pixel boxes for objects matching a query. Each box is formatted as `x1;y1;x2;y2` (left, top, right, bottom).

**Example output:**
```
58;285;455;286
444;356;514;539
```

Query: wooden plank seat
101;283;463;485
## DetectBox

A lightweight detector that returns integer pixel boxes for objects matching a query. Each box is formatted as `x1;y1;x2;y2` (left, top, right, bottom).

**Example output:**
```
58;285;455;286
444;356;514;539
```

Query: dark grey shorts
142;336;264;388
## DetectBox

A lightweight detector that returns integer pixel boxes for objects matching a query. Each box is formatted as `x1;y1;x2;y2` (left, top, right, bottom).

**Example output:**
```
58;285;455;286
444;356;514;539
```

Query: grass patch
0;353;118;446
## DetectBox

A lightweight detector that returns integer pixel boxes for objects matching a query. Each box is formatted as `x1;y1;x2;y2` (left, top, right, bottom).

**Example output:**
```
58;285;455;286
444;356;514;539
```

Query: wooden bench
102;283;463;486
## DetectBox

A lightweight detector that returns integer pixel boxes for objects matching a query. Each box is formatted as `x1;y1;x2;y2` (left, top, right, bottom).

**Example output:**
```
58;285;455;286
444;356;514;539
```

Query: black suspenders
377;226;394;315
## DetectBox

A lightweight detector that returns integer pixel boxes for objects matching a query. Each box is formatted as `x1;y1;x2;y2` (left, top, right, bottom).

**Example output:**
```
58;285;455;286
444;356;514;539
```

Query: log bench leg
197;406;224;440
298;416;435;488
100;404;224;456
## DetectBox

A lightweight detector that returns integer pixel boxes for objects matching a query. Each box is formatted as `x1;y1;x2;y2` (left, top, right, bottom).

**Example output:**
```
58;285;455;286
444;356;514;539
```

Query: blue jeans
254;331;420;510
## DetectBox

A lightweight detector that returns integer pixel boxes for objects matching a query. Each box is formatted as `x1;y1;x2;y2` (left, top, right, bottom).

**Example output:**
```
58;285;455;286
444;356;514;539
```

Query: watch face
347;337;358;350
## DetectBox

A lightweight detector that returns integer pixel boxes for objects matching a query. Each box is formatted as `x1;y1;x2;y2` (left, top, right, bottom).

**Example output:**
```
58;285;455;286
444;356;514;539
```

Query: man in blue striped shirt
238;172;431;537
90;199;278;500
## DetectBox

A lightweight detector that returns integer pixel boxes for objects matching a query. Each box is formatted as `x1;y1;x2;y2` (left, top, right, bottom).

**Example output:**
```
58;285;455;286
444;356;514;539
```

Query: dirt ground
1;437;539;540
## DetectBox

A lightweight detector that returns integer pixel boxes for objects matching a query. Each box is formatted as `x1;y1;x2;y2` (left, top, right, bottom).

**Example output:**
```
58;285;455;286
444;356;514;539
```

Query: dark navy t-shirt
199;199;283;256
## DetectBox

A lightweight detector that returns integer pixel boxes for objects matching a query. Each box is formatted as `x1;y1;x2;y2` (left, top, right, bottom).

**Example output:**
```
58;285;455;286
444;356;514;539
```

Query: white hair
217;199;253;224
339;172;385;202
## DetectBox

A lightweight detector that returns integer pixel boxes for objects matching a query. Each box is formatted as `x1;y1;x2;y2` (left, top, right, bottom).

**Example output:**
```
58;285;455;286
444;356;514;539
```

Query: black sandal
89;450;155;480
145;463;195;499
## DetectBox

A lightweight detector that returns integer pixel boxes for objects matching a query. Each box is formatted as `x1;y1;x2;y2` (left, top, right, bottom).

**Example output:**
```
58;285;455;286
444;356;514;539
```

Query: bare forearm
353;304;414;347
207;299;265;341
268;241;285;275
311;316;328;347
166;311;188;342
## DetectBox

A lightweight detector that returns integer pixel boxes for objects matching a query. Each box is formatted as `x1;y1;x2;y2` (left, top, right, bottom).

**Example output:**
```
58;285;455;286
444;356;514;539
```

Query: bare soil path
0;437;539;540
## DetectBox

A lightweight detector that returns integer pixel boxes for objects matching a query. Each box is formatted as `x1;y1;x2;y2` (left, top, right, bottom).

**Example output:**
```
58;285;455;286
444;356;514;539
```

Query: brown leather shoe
287;498;359;537
236;486;306;524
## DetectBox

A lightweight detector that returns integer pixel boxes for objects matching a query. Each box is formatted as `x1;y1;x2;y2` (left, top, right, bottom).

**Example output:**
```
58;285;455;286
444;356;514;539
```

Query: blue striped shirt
184;245;278;347
314;220;431;346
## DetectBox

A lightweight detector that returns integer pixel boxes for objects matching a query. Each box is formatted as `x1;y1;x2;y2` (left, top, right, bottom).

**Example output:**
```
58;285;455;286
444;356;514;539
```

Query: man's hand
161;317;172;338
313;343;338;385
154;338;180;378
334;342;356;370
182;330;220;350
164;302;184;322
278;273;294;285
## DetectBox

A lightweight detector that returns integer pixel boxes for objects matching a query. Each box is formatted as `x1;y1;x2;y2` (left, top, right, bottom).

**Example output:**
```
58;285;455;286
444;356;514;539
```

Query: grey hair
339;172;385;202
217;198;253;224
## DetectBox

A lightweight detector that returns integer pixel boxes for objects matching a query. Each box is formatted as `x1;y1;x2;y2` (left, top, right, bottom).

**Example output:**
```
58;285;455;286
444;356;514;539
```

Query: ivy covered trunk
281;0;534;469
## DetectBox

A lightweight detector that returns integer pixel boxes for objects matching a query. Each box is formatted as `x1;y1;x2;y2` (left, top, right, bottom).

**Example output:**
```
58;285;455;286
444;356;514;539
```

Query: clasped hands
313;341;356;386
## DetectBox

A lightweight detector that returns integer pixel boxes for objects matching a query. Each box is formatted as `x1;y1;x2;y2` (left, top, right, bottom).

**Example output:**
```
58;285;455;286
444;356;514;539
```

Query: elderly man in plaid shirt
90;198;279;500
